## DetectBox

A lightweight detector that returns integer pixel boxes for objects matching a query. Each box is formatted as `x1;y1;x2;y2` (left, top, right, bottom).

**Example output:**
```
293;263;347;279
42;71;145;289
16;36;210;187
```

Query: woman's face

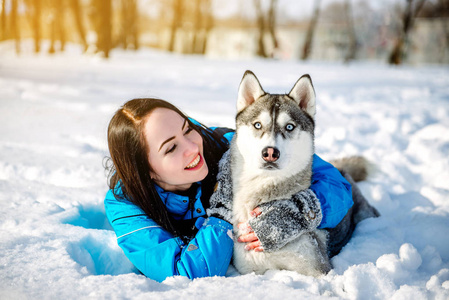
143;108;208;192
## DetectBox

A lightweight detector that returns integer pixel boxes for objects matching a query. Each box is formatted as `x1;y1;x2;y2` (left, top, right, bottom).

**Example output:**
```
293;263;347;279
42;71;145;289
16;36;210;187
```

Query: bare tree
57;0;66;51
302;0;321;60
191;0;202;53
190;0;213;54
49;0;66;54
388;0;426;65
267;0;278;52
32;0;41;53
120;0;139;50
101;0;112;58
168;0;183;52
254;0;267;57
131;1;139;50
253;0;279;58
344;0;358;62
1;0;7;41
49;1;57;53
443;0;449;54
429;0;449;58
91;0;112;58
200;0;213;54
415;0;449;62
69;0;88;51
11;0;20;54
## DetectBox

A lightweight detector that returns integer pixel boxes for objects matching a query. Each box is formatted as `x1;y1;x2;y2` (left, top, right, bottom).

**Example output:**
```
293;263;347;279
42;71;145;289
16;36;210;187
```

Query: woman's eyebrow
158;119;188;152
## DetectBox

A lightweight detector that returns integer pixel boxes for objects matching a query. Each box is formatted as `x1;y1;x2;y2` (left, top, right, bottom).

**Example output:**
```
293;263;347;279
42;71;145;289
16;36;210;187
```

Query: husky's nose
262;147;280;162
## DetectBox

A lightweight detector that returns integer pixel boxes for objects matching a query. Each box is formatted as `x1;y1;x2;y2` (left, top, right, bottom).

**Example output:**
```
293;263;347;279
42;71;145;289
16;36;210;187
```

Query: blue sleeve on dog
311;154;353;228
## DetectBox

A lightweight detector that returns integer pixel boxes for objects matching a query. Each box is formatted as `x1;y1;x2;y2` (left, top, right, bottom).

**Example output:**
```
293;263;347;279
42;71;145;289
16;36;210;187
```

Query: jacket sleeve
104;190;233;282
311;154;353;229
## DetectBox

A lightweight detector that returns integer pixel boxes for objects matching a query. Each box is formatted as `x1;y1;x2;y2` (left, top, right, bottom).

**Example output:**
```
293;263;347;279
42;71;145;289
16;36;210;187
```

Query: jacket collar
154;183;203;219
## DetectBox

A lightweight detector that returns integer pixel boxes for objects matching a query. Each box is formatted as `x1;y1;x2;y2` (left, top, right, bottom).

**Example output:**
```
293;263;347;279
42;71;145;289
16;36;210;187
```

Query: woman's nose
183;137;199;156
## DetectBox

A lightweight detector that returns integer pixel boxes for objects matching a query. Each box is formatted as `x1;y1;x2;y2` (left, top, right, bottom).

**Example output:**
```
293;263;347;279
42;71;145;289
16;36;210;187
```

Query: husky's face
234;71;316;179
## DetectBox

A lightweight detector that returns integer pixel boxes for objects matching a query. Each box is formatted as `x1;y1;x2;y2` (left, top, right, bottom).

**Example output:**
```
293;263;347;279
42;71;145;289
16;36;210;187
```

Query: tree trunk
11;0;20;54
435;0;448;62
301;0;321;60
254;0;267;57
120;0;138;50
200;0;213;55
96;0;112;58
120;0;127;49
130;0;139;50
388;0;426;65
344;0;358;62
103;0;112;58
267;0;278;53
56;0;65;51
168;0;183;52
49;3;56;54
190;0;199;53
1;0;7;41
49;0;65;53
33;0;41;53
70;0;88;51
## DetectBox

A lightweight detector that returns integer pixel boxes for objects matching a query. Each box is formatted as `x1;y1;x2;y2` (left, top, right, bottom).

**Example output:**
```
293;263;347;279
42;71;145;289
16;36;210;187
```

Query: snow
1;41;449;299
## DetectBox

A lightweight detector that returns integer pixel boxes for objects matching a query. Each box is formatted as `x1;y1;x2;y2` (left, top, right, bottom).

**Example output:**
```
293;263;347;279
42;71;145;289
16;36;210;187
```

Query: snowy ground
1;41;449;299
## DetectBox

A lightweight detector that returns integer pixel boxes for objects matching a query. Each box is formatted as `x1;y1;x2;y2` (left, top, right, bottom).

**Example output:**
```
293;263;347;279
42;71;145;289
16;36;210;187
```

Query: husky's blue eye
285;124;295;131
254;122;262;129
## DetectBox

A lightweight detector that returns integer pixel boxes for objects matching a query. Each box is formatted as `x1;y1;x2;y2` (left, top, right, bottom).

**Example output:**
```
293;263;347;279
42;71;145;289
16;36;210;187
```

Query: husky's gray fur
228;70;379;276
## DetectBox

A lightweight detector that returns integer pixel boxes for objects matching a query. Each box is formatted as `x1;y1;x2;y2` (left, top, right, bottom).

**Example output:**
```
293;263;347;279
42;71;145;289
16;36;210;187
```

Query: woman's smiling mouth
185;154;202;170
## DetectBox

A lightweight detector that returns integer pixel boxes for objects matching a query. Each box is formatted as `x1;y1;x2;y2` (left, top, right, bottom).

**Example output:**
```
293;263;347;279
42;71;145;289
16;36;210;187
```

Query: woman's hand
236;208;264;252
246;190;322;253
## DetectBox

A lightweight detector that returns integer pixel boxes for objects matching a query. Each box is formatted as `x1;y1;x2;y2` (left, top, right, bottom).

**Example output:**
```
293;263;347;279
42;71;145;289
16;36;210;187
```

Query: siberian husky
230;70;379;276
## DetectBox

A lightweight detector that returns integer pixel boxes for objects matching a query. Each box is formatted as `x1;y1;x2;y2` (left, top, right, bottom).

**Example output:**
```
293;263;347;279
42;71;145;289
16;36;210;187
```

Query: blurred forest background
1;0;448;65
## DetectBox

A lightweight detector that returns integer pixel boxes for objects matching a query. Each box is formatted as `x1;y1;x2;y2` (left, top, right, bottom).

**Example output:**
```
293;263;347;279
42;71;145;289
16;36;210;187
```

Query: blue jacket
104;126;352;282
104;186;233;282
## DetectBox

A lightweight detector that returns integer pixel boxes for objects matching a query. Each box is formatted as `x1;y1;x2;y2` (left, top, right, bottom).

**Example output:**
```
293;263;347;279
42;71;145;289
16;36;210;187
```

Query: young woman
104;98;353;282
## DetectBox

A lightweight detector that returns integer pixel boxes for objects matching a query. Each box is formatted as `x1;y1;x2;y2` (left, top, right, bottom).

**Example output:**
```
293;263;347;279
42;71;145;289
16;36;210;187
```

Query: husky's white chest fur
230;71;331;276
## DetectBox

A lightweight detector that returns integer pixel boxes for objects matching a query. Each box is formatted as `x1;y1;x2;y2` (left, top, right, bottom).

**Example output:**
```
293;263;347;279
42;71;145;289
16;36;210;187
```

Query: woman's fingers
236;207;264;252
250;207;262;218
237;232;257;243
238;233;264;251
244;240;263;251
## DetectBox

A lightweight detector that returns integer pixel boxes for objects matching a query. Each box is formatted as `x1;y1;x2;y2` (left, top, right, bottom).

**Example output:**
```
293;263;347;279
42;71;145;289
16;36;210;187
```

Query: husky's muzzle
262;146;280;162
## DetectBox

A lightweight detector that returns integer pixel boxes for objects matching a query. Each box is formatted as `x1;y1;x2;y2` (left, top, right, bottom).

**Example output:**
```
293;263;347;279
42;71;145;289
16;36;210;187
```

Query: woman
104;98;353;282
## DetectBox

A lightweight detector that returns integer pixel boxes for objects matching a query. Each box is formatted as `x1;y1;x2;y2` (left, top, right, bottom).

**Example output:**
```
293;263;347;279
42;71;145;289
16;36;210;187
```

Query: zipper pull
189;196;195;218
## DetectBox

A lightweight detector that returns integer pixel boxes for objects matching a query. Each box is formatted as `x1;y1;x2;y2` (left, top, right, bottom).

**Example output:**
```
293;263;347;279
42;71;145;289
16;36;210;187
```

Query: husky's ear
237;70;265;113
288;74;316;117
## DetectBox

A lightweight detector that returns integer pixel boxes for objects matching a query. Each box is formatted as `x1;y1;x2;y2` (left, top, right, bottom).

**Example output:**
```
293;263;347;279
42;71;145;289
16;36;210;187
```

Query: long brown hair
106;98;229;238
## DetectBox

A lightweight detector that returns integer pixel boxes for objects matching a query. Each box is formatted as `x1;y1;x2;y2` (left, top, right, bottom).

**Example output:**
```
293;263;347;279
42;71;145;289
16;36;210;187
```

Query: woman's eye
166;145;176;154
185;126;193;134
285;124;295;131
254;122;262;129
